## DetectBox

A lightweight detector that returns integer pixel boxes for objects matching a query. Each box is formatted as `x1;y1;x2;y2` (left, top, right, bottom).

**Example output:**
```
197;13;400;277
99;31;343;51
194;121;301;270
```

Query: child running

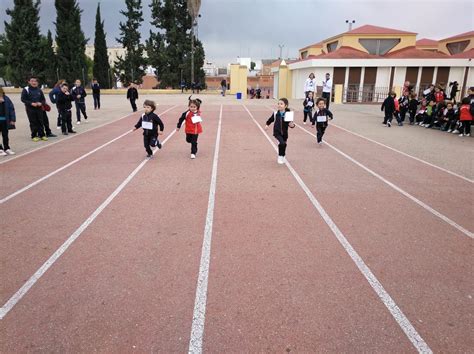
381;91;396;127
302;91;314;125
133;100;164;158
176;96;203;159
265;98;295;164
311;97;334;144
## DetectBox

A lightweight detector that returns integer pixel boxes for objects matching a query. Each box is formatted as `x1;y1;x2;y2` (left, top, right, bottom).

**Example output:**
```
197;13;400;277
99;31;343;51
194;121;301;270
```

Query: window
301;51;308;59
359;38;401;55
327;41;338;52
446;40;470;55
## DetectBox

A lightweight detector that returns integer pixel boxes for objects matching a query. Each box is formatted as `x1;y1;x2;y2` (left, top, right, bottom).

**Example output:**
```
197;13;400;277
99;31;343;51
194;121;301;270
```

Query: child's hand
289;122;295;128
176;128;180;132
264;125;269;130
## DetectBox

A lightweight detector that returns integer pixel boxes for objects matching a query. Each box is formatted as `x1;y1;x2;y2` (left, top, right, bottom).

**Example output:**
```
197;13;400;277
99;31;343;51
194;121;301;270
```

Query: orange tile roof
449;48;474;58
441;30;474;42
384;46;450;58
346;24;417;35
416;38;438;46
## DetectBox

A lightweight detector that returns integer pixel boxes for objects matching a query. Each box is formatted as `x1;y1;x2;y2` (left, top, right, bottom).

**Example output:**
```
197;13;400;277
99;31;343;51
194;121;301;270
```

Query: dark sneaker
68;130;77;134
47;133;57;137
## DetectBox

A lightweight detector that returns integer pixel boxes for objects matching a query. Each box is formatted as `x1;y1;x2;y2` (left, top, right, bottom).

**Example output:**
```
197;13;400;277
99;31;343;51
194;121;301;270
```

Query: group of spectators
381;81;473;136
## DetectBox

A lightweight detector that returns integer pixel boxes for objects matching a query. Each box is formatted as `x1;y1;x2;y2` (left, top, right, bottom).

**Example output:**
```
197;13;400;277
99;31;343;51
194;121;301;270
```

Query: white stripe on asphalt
331;123;473;184
243;105;432;354
0;128;178;320
0;106;178;204
296;124;473;239
188;104;223;354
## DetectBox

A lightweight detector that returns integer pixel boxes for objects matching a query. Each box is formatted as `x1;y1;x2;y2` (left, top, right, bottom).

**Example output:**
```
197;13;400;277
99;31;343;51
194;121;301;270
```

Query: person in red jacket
458;97;472;137
176;96;203;159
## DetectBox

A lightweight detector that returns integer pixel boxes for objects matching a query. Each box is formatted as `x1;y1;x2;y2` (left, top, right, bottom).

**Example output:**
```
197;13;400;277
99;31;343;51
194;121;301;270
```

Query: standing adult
0;86;16;155
49;79;66;129
304;73;316;97
180;79;186;93
92;78;101;110
322;73;333;109
220;79;227;96
21;76;48;141
127;83;139;112
449;81;459;103
72;79;88;124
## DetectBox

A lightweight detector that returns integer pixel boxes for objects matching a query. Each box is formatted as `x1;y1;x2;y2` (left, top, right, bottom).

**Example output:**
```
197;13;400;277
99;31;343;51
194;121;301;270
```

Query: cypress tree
38;30;58;87
147;0;205;88
93;3;111;89
4;0;43;87
54;0;88;85
115;0;146;86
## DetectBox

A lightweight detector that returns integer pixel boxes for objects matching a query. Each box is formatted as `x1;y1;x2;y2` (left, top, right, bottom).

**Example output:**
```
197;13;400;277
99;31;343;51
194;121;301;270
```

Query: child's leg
61;110;67;133
144;135;153;156
409;110;415;124
316;123;324;143
186;134;198;154
275;134;287;156
303;111;309;122
75;102;81;122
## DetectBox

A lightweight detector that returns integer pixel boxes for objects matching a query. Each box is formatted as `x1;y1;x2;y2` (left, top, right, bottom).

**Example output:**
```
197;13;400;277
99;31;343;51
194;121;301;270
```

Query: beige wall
337;34;416;53
437;36;474;55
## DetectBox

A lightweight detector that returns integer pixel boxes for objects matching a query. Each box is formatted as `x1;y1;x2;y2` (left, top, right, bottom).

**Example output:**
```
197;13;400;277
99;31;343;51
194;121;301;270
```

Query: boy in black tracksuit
72;79;88;123
133;99;164;158
311;97;334;144
381;92;396;127
127;84;139;112
265;98;295;164
92;79;101;110
408;93;419;125
398;93;409;122
302;92;314;124
56;83;77;135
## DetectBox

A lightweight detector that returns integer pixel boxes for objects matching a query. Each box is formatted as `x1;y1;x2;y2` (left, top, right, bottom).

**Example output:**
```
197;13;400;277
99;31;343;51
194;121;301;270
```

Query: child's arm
155;115;165;134
176;112;186;131
264;113;275;130
381;100;385;111
326;109;334;120
133;117;142;131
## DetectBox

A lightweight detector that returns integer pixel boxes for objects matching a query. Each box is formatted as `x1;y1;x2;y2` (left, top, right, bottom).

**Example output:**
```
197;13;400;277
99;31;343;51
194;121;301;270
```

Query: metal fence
343;85;391;103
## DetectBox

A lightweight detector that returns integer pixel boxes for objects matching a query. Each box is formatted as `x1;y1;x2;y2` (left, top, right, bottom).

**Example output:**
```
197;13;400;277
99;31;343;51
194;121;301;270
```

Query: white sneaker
452;130;459;134
318;141;322;145
5;149;15;155
303;122;307;125
190;154;196;159
466;133;471;137
76;121;81;125
277;156;285;164
447;129;452;133
0;150;7;156
459;133;464;137
56;126;61;130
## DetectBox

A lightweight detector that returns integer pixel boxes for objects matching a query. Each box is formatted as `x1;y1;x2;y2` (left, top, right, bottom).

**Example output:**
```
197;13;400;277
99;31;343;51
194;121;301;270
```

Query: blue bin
236;92;242;99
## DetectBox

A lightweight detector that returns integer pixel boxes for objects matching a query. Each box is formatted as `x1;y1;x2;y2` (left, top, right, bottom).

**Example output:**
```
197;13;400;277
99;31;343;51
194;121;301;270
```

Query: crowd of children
381;84;473;137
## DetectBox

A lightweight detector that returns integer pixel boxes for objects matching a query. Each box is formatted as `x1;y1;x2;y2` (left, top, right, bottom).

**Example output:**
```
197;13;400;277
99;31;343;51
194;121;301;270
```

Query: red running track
0;103;472;352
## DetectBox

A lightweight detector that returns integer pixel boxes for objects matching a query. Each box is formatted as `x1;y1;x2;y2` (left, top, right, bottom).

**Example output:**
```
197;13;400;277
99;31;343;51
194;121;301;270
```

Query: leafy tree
54;0;88;85
3;0;43;87
93;3;111;88
115;0;146;86
147;0;205;88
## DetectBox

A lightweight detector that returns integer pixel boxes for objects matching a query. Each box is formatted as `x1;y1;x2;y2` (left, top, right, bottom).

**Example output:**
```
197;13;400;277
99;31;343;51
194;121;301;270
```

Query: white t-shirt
322;78;332;93
304;78;317;93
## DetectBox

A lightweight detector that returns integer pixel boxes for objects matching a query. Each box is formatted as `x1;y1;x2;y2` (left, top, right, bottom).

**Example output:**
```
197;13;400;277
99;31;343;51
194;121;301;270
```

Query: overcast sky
1;0;473;66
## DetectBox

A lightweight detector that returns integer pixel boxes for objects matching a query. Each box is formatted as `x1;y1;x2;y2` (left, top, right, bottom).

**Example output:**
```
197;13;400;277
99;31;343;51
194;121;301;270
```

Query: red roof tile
449;48;474;58
416;38;438;46
441;30;474;42
346;24;417;35
384;46;450;58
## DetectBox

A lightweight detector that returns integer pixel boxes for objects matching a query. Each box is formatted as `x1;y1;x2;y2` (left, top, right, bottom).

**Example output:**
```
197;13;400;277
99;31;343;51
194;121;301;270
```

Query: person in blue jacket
0;86;16;156
49;79;66;129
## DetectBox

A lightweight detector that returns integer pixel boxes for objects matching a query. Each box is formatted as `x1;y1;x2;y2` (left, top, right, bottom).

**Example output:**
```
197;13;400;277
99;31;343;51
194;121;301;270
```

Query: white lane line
331;123;473;184
243;105;432;354
0;128;178;320
0;106;178;204
295;124;473;239
188;104;223;354
0;105;173;165
265;104;473;184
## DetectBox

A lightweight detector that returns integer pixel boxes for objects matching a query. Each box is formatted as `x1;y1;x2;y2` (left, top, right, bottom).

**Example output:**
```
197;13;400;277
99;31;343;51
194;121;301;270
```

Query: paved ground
0;94;472;352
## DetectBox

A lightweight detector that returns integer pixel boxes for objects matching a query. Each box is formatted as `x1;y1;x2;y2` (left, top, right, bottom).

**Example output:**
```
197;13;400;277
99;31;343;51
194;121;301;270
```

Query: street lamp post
278;44;285;59
345;20;355;31
187;0;201;86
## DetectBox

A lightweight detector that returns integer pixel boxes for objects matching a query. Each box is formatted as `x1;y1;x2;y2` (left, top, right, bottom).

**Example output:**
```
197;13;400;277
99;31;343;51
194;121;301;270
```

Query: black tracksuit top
135;112;164;136
56;91;74;111
266;110;291;136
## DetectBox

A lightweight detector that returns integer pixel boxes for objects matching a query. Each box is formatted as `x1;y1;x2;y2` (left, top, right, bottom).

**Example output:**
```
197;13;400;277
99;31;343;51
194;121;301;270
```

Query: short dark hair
143;99;156;111
316;98;326;105
28;76;38;81
461;97;470;105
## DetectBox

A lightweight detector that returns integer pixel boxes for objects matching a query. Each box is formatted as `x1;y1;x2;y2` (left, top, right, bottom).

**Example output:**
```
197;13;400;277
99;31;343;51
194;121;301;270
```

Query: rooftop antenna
278;44;285;59
345;20;355;31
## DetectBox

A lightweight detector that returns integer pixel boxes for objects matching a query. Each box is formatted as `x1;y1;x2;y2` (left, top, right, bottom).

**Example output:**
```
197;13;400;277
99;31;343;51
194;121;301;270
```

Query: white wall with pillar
375;67;391;88
393;67;407;87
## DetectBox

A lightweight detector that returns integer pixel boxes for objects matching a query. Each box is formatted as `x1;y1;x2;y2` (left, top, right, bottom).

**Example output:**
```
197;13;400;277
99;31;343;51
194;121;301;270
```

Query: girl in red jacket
459;97;472;137
176;97;203;159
